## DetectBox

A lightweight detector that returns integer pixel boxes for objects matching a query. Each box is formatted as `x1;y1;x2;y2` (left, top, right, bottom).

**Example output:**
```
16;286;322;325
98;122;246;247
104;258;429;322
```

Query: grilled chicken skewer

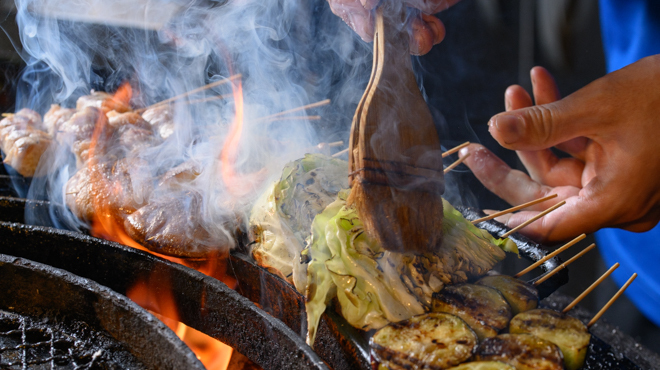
0;109;53;177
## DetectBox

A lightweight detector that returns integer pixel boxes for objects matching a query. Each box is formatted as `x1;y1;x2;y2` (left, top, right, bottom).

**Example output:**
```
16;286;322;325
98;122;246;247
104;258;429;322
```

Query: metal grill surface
0;310;145;370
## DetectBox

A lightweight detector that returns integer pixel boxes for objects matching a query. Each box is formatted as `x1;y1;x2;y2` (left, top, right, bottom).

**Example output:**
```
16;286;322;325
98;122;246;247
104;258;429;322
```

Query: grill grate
0;310;146;370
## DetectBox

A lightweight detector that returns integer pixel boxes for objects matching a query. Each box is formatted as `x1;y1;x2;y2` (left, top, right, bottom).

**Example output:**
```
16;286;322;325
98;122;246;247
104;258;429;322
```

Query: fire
88;82;235;370
219;79;266;198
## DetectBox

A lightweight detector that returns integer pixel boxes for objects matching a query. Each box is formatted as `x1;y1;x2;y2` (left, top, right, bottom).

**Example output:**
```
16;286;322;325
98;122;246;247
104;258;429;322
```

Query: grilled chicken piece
44;104;75;137
475;333;564;370
58;107;108;166
106;111;152;131
0;109;53;177
124;190;229;258
76;91;130;114
476;275;539;315
432;283;512;340
448;361;516;370
65;158;152;222
510;309;590;370
158;160;202;189
141;105;175;139
370;313;478;370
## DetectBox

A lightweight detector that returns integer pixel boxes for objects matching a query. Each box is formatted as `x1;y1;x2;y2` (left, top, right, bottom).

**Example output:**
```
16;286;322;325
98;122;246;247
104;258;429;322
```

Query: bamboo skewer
135;74;241;113
1;113;14;118
444;153;470;174
442;141;470;158
182;93;233;105
471;194;559;224
253;99;331;123
514;232;585;278
502;200;566;239
533;243;596;286
261;115;322;123
332;148;349;158
588;272;637;327
562;263;620;313
328;141;344;147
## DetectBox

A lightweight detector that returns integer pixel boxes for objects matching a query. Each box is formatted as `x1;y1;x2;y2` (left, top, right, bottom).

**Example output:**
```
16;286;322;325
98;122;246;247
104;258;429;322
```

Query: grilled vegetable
370;313;478;370
249;154;348;285
510;308;590;370
432;283;512;340
448;361;516;370
474;333;564;370
476;275;539;315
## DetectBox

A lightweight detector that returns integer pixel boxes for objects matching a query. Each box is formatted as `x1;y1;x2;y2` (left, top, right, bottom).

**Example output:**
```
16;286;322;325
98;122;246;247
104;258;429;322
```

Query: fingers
488;93;598;151
409;14;445;55
503;83;584;188
530;66;561;105
459;144;558;208
405;0;464;14
328;0;375;42
505;85;532;111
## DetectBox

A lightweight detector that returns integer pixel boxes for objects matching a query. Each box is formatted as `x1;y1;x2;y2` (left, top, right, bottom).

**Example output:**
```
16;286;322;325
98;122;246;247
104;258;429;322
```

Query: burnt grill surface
0;310;146;369
0;222;328;370
0;254;205;370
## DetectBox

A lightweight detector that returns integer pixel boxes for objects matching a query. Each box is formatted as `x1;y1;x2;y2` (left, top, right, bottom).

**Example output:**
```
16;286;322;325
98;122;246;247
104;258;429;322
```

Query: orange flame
219;80;266;198
88;82;234;370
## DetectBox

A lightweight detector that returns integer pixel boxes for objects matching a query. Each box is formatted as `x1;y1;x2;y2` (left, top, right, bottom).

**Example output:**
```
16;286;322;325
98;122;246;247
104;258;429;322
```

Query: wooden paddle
347;1;444;253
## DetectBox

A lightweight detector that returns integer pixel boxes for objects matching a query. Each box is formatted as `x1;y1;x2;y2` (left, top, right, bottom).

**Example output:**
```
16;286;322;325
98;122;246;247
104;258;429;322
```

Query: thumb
488;99;594;151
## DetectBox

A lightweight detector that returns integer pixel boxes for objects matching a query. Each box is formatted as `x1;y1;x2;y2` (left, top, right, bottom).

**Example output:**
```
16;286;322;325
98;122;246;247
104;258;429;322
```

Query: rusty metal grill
0;310;146;370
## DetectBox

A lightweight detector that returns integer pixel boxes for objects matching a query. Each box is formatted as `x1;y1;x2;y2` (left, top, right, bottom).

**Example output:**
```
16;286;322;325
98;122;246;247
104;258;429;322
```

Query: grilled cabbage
303;194;514;346
249;154;348;286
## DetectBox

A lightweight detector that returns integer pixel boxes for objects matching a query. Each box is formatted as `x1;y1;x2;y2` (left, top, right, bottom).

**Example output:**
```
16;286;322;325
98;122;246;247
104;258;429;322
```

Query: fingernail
490;115;523;143
459;147;469;157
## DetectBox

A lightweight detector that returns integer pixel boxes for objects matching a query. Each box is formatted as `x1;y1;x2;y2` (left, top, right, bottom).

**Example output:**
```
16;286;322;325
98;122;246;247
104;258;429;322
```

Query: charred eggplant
510;308;590;370
370;313;478;370
432;283;512;340
476;275;539;315
474;333;564;370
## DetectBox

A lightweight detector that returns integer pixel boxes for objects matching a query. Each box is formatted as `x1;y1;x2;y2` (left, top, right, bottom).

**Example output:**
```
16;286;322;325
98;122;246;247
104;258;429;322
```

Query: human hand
327;0;461;55
460;57;660;243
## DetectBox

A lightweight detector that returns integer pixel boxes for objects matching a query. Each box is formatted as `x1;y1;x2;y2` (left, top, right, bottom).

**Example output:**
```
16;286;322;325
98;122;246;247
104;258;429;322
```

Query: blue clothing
596;0;660;326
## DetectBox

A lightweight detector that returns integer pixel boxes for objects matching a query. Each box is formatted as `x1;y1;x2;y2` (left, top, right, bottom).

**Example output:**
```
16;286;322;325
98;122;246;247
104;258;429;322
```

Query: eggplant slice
510;309;590;370
475;333;564;370
370;313;478;370
432;283;512;340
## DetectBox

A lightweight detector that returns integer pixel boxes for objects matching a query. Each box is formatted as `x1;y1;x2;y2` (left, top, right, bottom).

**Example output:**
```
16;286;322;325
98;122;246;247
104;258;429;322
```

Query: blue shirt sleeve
596;0;660;326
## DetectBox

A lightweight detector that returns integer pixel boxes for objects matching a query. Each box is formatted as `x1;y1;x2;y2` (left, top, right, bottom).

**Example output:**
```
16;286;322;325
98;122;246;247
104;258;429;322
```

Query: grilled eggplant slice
448;361;516;370
476;275;538;315
370;313;478;370
510;308;590;370
432;283;512;340
474;333;564;370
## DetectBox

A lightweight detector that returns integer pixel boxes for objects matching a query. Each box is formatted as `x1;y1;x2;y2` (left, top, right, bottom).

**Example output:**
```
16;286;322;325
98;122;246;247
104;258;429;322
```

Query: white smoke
12;0;372;255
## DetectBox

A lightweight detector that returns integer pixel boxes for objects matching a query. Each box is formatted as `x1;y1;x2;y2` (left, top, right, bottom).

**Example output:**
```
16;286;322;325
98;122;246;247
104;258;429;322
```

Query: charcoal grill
0;254;205;370
0;171;658;370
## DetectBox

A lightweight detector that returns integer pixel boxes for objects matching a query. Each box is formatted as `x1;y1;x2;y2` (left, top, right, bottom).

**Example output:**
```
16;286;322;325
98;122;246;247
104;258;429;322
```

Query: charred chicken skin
0;109;53;177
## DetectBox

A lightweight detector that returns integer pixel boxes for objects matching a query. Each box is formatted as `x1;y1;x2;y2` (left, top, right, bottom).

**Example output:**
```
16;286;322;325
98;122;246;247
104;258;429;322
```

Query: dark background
0;0;658;356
